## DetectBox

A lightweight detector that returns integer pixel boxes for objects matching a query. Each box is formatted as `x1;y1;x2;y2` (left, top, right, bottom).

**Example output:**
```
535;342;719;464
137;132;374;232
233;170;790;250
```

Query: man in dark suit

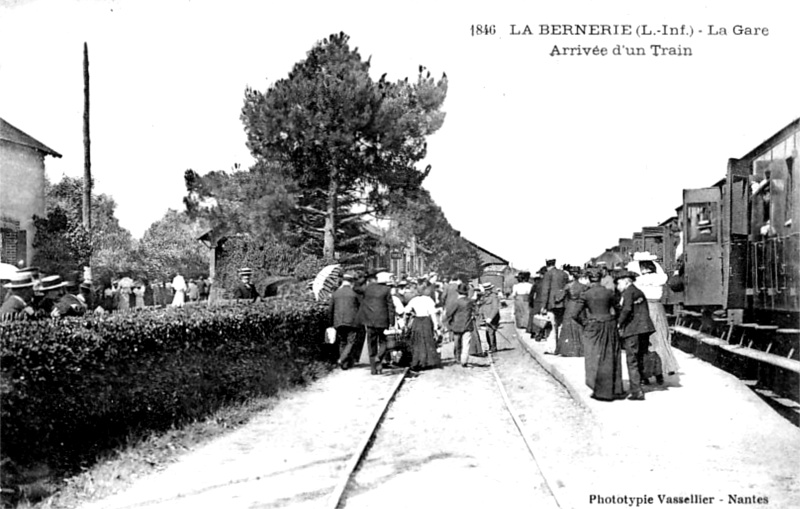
615;271;655;401
446;283;476;367
540;259;569;349
479;283;500;353
358;271;395;374
330;273;361;370
232;268;259;301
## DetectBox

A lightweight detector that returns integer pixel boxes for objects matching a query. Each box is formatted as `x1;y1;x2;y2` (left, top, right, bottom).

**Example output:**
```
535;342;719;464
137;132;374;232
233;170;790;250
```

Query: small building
463;238;513;293
0;118;61;265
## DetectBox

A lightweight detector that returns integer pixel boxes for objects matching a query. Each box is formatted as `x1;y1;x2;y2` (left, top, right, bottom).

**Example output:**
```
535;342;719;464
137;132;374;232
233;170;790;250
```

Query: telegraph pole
83;42;91;230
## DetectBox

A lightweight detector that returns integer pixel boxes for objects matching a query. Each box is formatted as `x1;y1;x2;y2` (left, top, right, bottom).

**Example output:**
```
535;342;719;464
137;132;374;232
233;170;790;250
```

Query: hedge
0;298;330;474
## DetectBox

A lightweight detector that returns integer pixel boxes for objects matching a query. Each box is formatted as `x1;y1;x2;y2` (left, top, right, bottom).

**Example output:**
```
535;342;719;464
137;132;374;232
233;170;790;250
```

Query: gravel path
78;368;402;509
342;343;559;509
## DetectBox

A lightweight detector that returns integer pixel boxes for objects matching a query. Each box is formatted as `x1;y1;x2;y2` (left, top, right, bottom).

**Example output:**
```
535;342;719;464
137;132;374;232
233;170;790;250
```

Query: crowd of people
512;253;679;402
0;264;211;321
328;269;502;375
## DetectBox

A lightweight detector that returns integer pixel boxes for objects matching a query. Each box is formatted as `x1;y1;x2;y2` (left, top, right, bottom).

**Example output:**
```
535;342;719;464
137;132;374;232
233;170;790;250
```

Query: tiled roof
0;117;61;157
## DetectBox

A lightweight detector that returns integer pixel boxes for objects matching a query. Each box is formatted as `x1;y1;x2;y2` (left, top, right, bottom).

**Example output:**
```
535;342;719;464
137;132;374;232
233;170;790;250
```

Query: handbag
324;327;337;344
532;313;550;329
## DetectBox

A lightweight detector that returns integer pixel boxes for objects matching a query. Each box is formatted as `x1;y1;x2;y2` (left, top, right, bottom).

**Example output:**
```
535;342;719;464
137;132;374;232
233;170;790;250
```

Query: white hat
633;251;657;261
376;272;393;284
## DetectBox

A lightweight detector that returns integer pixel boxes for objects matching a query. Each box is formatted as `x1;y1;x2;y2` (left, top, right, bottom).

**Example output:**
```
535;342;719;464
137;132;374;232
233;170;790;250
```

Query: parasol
0;263;17;280
312;264;341;301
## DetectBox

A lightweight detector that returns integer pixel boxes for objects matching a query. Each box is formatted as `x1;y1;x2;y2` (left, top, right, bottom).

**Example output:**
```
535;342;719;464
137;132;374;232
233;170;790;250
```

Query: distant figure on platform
576;270;624;401
358;271;395;375
615;270;654;401
540;259;569;353
511;271;532;329
232;268;259;302
557;269;588;357
526;268;547;339
330;272;361;370
171;273;187;307
479;282;500;353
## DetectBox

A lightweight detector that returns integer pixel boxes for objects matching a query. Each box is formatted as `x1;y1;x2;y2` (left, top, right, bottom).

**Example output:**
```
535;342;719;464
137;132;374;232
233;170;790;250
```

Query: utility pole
83;42;91;230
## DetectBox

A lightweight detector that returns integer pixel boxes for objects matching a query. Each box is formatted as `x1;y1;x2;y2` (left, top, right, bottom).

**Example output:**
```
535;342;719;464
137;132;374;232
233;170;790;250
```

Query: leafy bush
215;235;330;296
0;298;330;478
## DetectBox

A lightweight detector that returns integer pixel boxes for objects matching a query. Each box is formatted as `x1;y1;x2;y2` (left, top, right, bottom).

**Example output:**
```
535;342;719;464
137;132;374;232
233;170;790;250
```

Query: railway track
325;325;570;509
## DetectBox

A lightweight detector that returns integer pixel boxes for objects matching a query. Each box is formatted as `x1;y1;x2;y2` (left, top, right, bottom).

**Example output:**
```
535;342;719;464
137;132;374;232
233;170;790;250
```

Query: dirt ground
73;305;799;509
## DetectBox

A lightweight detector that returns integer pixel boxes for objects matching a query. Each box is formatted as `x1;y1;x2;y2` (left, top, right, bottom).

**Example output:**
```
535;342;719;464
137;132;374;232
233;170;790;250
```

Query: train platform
508;319;800;508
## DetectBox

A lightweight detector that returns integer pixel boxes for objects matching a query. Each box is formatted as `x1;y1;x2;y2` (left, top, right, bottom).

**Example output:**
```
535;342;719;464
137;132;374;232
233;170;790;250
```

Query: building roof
0;117;61;158
464;238;509;267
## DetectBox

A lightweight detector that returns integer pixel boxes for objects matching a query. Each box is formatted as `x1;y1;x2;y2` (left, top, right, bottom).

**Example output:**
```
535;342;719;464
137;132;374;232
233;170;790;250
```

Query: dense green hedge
0;298;330;472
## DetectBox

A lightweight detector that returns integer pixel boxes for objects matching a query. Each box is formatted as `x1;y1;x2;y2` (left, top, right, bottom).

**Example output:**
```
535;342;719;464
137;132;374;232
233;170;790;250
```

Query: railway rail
325;326;568;509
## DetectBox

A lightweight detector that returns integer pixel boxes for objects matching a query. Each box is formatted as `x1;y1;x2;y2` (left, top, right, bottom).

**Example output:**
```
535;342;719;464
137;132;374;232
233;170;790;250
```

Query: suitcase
642;351;663;379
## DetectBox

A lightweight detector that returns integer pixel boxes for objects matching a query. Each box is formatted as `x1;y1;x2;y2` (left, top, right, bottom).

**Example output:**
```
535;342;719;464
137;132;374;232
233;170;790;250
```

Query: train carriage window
687;203;717;243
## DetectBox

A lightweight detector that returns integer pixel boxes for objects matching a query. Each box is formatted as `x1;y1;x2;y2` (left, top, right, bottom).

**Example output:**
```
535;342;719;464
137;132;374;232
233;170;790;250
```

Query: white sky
1;0;798;271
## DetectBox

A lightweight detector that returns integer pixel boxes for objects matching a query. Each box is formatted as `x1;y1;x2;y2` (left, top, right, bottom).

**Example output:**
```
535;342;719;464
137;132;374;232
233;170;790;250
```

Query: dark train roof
738;117;799;163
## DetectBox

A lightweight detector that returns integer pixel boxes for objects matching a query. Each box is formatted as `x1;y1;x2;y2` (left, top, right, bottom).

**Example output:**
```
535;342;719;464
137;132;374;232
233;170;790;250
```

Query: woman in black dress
576;270;624;401
557;270;588;357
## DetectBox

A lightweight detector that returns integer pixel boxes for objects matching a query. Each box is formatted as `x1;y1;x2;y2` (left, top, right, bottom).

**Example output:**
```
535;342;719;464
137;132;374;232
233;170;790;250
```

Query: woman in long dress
629;256;680;380
403;292;442;371
511;271;533;329
171;273;187;307
557;271;588;357
576;270;625;400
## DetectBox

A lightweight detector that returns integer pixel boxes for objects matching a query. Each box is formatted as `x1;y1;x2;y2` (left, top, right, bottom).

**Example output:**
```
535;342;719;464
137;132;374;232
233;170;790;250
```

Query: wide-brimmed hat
545;259;556;266
481;282;495;292
40;275;70;292
457;283;470;295
613;270;638;282
376;272;393;284
238;267;254;275
633;251;657;261
3;272;36;289
342;272;355;281
16;266;40;278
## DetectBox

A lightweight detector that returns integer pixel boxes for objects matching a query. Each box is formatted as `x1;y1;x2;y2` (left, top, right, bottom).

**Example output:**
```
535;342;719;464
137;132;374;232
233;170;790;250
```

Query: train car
681;118;799;328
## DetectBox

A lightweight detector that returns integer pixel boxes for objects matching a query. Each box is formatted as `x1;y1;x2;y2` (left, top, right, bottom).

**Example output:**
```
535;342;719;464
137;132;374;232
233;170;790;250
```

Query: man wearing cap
37;275;71;317
540;259;569;351
0;273;36;320
615;271;655;401
358;271;395;375
330;273;362;370
48;276;87;317
479;283;500;353
232;268;259;301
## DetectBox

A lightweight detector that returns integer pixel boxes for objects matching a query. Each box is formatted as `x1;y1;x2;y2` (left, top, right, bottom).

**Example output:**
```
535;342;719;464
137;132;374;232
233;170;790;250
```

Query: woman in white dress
403;292;442;371
511;271;533;329
628;253;680;379
171;273;187;307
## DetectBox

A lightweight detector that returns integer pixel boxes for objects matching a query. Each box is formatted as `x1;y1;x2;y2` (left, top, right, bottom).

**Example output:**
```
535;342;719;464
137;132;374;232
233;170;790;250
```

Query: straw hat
3;272;36;289
40;275;70;292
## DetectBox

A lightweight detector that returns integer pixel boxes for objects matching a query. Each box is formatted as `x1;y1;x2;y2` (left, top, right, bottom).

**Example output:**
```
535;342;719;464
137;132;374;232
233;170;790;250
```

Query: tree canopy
239;32;448;258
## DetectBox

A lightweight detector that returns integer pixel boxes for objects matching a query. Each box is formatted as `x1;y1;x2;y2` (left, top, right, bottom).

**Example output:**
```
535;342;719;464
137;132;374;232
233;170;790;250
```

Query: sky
1;0;798;271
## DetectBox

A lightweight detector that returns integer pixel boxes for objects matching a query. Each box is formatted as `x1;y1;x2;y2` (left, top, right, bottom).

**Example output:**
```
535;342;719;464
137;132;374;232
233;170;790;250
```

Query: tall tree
37;176;136;284
240;32;447;258
136;209;208;280
385;188;482;278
